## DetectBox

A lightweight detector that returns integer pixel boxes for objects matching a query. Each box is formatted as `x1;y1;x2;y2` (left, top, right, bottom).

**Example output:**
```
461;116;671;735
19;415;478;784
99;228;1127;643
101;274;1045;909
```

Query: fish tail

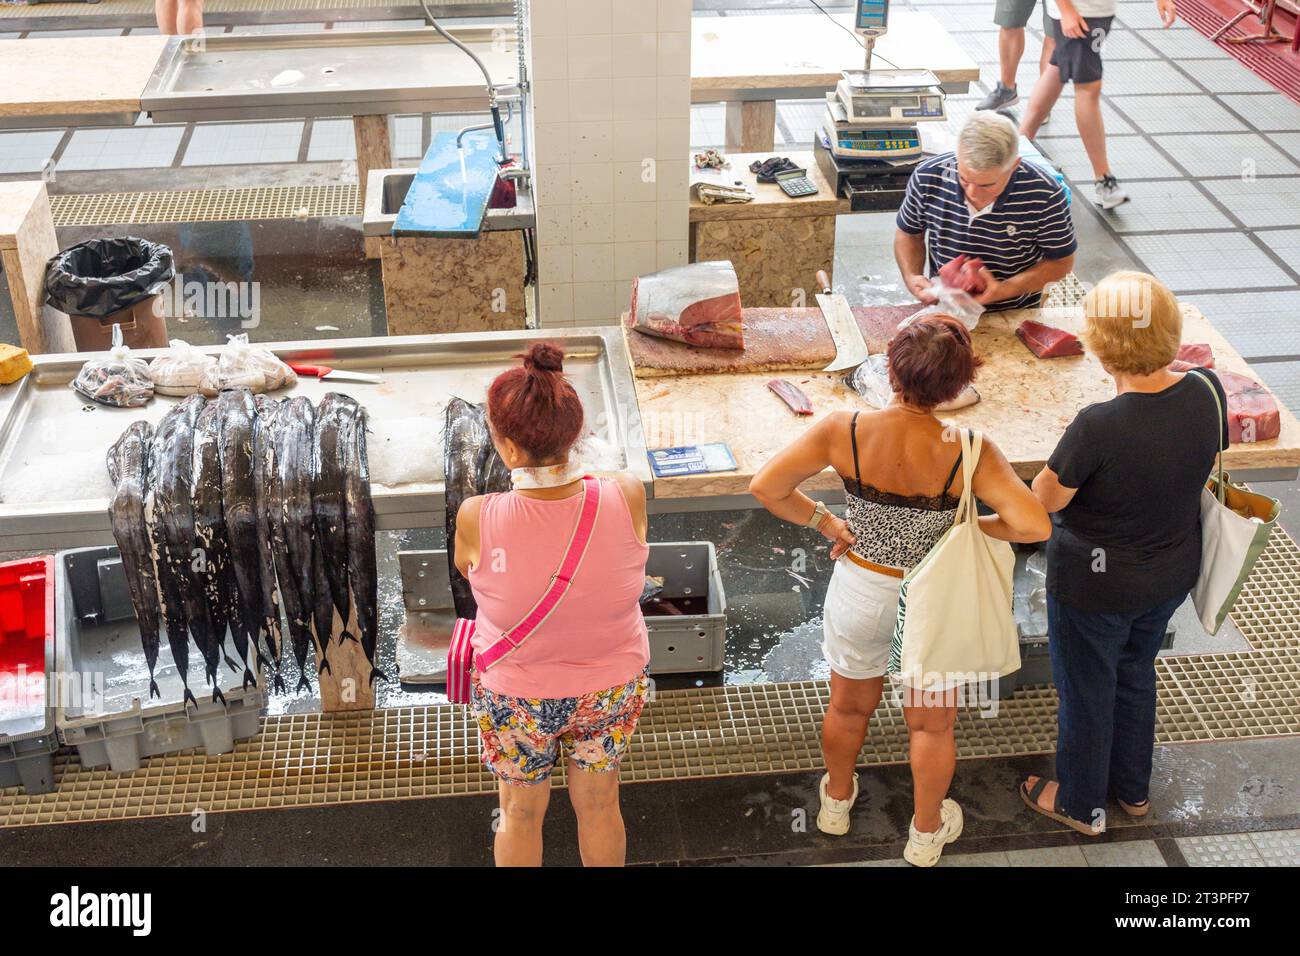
368;667;388;687
318;656;332;677
224;652;240;672
212;686;228;706
254;648;271;670
339;630;360;646
149;679;161;700
183;687;199;710
241;668;257;692
296;673;312;693
273;672;287;695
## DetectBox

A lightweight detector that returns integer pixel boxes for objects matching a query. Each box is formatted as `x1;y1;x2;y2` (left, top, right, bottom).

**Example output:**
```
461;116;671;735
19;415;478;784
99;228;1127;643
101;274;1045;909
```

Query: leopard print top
841;412;963;571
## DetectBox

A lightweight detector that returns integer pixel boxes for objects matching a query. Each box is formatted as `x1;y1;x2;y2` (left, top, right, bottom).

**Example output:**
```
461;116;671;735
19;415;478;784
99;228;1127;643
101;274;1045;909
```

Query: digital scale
812;0;946;207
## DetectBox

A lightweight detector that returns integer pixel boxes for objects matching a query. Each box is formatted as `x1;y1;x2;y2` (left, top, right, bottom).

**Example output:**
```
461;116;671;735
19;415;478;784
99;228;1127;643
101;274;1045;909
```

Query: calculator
775;168;818;198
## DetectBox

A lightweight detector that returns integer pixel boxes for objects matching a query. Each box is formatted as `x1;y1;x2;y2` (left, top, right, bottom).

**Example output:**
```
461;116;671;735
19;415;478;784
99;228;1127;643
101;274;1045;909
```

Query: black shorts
1049;15;1113;85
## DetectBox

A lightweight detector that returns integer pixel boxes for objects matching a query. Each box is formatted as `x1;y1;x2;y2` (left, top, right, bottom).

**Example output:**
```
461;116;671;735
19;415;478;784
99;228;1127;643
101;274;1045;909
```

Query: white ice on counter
575;432;625;472
0;450;113;505
368;403;447;487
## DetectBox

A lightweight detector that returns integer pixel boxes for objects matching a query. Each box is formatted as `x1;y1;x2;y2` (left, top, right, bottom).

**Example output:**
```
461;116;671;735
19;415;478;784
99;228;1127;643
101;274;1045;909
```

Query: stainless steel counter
0;327;650;553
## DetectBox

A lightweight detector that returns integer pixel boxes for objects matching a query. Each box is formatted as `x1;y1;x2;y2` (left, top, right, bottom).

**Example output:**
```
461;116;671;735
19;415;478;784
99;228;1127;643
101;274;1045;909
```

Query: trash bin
44;237;175;352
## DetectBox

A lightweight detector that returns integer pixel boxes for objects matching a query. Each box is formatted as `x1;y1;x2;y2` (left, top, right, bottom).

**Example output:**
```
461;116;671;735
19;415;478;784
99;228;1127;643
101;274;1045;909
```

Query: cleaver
816;270;870;372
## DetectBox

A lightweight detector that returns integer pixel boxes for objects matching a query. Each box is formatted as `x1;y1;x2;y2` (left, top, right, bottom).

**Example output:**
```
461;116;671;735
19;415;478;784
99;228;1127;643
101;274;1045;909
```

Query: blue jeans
1047;591;1186;827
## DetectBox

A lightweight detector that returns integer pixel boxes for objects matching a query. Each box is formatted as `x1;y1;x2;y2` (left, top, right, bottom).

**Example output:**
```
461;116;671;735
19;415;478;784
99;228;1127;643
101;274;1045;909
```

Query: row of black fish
106;388;385;707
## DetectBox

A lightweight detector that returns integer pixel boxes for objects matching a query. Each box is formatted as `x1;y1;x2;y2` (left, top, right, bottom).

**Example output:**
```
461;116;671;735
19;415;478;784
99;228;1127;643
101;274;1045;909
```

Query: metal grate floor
49;185;360;227
3;530;1299;828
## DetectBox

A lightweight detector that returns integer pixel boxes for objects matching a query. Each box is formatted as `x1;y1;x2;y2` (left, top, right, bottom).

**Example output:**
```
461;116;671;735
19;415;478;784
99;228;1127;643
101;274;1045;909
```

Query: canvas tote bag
889;428;1020;690
1189;370;1280;634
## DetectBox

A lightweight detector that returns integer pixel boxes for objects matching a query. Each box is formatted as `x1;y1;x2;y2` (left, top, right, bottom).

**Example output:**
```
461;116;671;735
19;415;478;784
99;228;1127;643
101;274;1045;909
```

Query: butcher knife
816;270;869;372
288;362;383;384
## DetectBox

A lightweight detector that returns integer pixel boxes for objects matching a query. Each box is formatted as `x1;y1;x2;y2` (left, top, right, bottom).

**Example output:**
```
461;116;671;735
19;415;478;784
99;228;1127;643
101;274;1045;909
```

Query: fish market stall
626;303;1300;507
0;327;649;554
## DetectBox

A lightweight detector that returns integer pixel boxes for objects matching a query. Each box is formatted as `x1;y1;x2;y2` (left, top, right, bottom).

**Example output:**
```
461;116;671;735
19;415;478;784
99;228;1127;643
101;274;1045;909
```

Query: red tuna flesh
1171;343;1214;370
767;379;813;415
628;261;745;350
1216;369;1281;443
937;254;988;294
1015;319;1083;358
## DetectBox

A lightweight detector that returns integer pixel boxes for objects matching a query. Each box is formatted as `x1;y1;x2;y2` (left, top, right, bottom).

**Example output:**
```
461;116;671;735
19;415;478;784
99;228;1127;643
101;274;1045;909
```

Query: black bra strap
941;429;969;494
849;412;864;497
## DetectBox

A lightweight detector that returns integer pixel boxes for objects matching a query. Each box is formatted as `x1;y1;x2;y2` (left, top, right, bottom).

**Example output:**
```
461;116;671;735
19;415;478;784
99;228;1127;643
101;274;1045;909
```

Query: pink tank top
468;477;651;699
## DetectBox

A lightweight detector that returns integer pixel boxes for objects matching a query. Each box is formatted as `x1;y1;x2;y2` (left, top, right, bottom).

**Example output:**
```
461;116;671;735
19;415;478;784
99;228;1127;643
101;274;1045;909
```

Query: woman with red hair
751;315;1050;865
454;342;651;867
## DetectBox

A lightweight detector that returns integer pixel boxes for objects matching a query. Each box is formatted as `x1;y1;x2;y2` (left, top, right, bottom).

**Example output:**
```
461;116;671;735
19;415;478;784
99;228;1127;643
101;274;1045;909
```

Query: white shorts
822;558;903;680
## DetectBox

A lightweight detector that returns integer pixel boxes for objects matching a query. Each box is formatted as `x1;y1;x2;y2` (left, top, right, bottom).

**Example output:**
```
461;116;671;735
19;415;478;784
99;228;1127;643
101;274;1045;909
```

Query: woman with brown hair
751;316;1050;866
454;342;652;867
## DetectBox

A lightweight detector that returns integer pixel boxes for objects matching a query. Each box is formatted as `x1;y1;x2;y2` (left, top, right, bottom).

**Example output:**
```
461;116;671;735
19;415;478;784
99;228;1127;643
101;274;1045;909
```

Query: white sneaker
1094;174;1129;210
817;772;859;835
903;798;964;866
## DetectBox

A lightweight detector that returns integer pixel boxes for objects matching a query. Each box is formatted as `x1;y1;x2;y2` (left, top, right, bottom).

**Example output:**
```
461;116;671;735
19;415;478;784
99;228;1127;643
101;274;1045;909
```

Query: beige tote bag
889;429;1021;691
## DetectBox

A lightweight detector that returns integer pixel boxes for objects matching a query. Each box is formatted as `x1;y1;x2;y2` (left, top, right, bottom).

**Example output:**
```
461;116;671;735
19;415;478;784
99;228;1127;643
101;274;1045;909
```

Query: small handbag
446;476;603;704
1188;370;1280;634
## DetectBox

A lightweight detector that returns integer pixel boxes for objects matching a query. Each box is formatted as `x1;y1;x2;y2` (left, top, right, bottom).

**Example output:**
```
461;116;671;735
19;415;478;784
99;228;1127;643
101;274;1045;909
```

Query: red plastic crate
0;556;54;678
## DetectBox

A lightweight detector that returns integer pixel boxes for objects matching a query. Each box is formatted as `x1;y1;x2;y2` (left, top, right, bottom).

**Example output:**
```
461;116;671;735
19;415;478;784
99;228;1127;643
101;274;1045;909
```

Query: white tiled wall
531;0;691;327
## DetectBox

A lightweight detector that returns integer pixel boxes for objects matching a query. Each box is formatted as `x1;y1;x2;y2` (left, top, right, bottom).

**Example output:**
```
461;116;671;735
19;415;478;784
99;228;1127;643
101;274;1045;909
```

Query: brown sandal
1019;777;1102;837
1118;798;1150;818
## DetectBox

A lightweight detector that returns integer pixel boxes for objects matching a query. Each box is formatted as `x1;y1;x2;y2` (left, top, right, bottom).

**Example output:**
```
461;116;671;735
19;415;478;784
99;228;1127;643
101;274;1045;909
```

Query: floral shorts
470;668;650;785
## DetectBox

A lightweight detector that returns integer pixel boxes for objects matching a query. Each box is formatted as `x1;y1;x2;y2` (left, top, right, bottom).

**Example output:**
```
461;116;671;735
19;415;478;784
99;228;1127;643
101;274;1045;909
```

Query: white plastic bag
197;333;297;397
71;324;154;408
147;339;216;396
901;281;985;331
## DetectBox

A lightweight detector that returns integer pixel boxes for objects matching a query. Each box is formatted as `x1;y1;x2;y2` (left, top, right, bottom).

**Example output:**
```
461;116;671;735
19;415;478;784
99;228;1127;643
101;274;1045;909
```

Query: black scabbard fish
148;397;204;709
342;405;386;686
107;421;162;700
277;397;319;692
254;395;287;693
217;388;266;684
312;392;357;645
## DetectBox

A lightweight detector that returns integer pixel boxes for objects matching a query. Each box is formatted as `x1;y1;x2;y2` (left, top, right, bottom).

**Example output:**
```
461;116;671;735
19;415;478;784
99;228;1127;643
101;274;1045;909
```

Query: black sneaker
977;82;1019;111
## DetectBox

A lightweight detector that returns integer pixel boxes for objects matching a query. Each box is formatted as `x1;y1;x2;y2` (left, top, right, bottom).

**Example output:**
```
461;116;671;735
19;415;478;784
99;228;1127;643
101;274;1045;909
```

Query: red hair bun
488;341;584;462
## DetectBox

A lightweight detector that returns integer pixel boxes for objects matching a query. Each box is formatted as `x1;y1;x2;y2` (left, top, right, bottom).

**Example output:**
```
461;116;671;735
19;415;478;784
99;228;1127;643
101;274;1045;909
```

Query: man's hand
1155;0;1177;26
1059;4;1089;37
973;267;1008;306
905;274;939;304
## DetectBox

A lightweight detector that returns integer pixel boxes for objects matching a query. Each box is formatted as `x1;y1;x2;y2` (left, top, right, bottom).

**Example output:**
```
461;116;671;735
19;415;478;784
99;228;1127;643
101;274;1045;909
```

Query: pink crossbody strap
475;476;603;672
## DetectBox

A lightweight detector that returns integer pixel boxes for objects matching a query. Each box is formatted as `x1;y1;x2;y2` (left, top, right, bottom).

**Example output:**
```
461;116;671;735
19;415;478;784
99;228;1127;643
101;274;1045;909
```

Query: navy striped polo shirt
896;153;1077;311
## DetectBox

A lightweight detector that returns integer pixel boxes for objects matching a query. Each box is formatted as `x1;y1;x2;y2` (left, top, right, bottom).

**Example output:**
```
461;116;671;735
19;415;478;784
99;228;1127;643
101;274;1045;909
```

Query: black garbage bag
44;237;175;318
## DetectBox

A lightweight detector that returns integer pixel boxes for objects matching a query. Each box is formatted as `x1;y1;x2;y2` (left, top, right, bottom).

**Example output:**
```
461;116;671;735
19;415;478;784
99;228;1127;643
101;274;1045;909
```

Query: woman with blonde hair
751;316;1050;865
1022;271;1227;834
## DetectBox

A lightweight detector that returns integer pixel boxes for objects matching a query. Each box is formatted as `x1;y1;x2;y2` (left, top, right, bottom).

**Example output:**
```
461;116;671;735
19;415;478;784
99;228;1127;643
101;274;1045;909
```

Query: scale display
854;0;889;37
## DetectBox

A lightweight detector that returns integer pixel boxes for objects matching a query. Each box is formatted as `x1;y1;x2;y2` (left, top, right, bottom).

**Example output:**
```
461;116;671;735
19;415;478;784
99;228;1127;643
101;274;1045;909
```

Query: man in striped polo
894;111;1076;312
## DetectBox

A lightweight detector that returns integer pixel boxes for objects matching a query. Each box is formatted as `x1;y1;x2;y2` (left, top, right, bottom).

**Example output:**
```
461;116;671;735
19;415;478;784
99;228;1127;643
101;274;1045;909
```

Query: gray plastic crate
0;555;58;794
644;541;727;674
54;546;264;773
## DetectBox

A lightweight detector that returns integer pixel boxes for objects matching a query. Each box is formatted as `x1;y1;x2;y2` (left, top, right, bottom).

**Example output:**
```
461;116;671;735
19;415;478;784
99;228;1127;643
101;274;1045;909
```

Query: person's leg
903;692;958;833
999;28;1027;89
177;0;204;36
1041;595;1123;829
1110;592;1186;806
567;763;626;866
154;0;179;34
1074;80;1111;180
823;672;884;799
494;778;551;867
1019;32;1062;139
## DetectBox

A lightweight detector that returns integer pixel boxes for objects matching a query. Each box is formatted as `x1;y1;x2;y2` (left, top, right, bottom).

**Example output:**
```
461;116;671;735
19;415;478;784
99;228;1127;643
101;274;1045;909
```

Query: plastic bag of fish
845;354;980;411
72;323;154;407
197;333;297;397
147;338;216;396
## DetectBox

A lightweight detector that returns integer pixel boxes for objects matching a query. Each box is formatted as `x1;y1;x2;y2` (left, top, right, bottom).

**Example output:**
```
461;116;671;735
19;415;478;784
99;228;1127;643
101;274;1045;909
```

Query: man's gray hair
957;111;1020;171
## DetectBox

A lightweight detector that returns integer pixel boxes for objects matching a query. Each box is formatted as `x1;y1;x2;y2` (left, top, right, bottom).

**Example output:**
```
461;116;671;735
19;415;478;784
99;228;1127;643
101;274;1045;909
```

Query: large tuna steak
1217;369;1281;443
628;260;744;350
1015;319;1083;358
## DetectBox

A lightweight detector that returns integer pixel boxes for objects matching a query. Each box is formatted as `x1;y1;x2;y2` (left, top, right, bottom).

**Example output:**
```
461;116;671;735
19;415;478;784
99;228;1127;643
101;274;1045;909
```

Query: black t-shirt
1046;368;1229;613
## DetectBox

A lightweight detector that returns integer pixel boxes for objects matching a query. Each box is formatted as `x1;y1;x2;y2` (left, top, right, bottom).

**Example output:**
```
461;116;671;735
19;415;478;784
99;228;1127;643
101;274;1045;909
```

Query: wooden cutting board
623;303;921;378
